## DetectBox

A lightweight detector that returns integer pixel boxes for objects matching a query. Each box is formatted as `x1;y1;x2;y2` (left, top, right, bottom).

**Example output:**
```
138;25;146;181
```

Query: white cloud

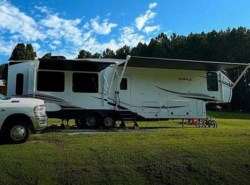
135;9;157;30
40;14;83;46
149;2;157;9
90;16;118;35
119;27;145;47
0;38;15;56
0;0;160;61
143;25;160;34
52;40;62;45
32;43;41;50
34;6;51;14
83;22;90;29
49;43;57;50
0;1;45;41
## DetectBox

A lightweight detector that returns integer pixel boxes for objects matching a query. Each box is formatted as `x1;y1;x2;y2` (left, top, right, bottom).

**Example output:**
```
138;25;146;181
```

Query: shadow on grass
40;124;195;135
0;136;12;145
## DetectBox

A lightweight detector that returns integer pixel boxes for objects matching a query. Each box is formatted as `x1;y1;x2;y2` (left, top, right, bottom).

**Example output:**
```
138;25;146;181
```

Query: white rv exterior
7;56;249;128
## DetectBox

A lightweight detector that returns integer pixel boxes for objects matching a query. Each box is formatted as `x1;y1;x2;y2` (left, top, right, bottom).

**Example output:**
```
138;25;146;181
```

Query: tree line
0;27;250;111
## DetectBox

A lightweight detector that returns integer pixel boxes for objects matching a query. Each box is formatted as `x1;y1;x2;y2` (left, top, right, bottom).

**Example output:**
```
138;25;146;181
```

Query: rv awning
123;56;248;71
38;59;117;72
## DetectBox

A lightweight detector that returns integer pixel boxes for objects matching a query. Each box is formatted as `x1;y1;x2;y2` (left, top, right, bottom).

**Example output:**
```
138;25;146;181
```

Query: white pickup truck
0;94;47;143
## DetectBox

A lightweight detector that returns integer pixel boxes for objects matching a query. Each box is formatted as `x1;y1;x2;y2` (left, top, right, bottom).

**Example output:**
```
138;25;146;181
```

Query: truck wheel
6;121;31;144
103;116;115;128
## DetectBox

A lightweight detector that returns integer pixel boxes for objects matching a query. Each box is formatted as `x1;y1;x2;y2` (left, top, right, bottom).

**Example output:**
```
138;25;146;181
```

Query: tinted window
120;78;127;90
37;71;64;92
16;73;24;95
207;72;218;91
73;73;98;93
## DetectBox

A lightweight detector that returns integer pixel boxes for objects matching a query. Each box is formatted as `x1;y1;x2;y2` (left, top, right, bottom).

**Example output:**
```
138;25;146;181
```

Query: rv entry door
118;76;131;109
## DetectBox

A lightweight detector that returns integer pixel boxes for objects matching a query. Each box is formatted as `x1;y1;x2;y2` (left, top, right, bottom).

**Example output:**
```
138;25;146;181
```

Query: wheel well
1;114;34;133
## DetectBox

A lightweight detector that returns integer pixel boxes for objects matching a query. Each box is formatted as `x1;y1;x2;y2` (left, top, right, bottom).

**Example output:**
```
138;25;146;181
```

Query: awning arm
232;64;250;89
107;63;119;94
119;55;131;84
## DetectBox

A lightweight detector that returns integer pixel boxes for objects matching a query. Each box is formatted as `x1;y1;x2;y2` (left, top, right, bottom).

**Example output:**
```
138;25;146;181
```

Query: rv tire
103;116;116;128
75;119;83;129
84;114;101;129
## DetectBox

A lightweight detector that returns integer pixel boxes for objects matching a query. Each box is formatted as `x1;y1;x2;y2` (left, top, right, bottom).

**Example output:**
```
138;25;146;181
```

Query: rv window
120;78;127;90
16;73;24;95
207;72;218;91
37;71;65;92
73;73;98;93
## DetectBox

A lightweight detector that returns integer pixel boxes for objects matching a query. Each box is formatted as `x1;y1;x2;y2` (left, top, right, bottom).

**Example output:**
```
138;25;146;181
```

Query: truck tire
6;121;31;144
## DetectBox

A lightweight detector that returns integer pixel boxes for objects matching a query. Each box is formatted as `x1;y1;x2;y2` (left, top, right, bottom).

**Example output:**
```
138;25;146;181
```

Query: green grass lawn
0;112;249;185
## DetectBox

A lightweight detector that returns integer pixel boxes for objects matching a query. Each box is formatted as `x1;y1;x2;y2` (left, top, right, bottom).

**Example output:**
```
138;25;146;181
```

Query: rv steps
117;110;139;128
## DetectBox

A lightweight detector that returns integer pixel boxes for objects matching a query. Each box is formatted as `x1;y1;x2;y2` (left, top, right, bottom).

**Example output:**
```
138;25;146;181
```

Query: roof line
130;56;249;66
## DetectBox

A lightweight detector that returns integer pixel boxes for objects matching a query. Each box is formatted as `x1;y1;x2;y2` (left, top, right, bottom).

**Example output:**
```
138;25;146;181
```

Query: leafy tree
0;64;8;80
102;48;115;58
77;50;92;58
115;45;131;59
41;53;52;59
92;52;101;58
131;42;148;56
0;63;8;85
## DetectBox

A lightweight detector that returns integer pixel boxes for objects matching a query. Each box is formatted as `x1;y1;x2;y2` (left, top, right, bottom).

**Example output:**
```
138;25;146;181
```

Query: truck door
0;97;8;125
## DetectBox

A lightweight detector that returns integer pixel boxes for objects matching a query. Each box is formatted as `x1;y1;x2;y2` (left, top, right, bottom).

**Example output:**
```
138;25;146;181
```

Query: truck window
207;72;218;91
73;73;98;93
16;73;24;95
37;71;64;92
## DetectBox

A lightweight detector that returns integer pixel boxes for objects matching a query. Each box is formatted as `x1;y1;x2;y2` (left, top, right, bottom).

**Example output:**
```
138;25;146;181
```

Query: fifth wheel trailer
7;56;250;128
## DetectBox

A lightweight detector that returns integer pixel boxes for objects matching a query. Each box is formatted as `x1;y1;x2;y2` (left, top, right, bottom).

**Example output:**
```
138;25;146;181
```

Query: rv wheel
75;119;84;129
84;114;99;129
103;116;115;128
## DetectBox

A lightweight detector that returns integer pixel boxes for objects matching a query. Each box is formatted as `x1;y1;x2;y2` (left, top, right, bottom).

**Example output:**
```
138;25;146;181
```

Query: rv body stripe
93;96;187;109
156;86;219;101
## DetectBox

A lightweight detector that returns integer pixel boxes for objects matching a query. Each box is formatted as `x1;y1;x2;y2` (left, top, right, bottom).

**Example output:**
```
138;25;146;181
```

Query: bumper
31;116;48;132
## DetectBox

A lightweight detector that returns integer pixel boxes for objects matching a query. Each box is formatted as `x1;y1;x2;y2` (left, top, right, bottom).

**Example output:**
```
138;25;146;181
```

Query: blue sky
0;0;250;64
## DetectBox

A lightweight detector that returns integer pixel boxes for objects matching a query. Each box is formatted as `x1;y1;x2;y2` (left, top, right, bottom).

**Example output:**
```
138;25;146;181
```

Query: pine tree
25;44;37;60
9;43;36;60
9;43;26;60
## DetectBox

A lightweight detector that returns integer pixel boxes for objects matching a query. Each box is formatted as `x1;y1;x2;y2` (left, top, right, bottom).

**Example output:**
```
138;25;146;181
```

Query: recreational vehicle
7;56;250;128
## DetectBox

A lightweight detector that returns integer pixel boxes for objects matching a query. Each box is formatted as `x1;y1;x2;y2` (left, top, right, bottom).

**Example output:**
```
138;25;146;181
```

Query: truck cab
0;94;47;143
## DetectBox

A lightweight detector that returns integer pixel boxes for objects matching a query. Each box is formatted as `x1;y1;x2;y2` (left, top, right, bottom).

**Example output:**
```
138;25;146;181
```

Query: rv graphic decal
156;86;219;101
93;96;186;110
27;94;80;109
